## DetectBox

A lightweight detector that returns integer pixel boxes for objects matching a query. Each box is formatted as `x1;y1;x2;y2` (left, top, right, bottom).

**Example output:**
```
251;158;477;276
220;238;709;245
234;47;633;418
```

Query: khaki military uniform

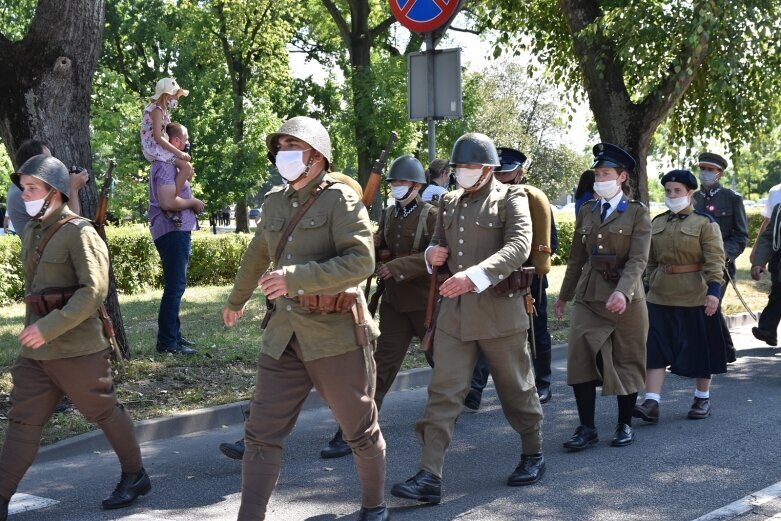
225;171;385;520
0;205;143;502
559;197;651;395
414;178;543;478
374;198;437;408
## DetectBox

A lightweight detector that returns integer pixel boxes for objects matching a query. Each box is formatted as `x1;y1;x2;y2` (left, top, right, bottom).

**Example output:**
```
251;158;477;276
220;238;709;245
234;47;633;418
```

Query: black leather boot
390;470;442;504
357;503;390;521
0;495;9;521
507;453;545;486
320;428;352;459
536;383;552;404
219;438;245;460
102;468;151;509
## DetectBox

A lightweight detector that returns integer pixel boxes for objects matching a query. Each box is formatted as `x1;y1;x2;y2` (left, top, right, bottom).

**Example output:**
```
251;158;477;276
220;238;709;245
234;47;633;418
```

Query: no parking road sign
389;0;460;33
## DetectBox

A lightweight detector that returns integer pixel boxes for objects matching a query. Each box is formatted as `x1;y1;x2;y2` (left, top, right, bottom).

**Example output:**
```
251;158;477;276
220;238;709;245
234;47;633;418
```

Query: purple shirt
148;161;197;240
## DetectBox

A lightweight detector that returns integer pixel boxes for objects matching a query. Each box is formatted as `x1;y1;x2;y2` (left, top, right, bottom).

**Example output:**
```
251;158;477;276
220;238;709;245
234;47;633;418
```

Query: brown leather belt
659;263;703;274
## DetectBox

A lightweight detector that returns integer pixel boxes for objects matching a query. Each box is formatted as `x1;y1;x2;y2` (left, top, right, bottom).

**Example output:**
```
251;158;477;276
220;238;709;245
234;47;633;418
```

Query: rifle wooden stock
94;159;116;239
367;278;385;317
421;202;448;353
361;131;398;209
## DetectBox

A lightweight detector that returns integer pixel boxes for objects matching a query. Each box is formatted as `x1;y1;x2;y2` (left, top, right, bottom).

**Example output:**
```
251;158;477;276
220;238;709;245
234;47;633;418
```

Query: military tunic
0;205;143;503
559;196;651;395
414;178;544;478
645;206;728;377
225;170;386;519
373;198;437;408
751;204;781;337
693;184;748;265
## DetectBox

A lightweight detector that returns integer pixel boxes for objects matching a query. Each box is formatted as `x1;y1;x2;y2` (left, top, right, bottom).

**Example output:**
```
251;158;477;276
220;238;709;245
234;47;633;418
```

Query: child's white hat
151;77;189;100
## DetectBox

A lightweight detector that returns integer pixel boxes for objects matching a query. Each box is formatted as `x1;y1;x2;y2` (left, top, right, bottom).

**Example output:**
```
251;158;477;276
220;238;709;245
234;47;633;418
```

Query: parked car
249;208;261;219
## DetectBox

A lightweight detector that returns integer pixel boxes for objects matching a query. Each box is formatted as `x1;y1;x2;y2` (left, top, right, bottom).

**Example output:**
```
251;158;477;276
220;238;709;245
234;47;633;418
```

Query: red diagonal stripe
400;0;415;16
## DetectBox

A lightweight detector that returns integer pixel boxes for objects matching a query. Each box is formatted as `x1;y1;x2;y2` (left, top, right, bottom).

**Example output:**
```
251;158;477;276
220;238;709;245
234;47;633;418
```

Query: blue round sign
389;0;459;33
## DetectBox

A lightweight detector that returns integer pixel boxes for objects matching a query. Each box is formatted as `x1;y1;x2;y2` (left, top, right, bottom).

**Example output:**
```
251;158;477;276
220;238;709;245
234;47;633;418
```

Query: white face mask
699;171;718;187
391;185;413;201
166;98;178;110
454;167;484;189
593;180;620;200
664;195;690;214
24;189;53;217
276;149;310;181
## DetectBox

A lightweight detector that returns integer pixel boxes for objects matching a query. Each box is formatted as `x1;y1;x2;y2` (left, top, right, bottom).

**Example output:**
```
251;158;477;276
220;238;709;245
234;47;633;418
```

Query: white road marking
8;493;59;515
692;481;781;520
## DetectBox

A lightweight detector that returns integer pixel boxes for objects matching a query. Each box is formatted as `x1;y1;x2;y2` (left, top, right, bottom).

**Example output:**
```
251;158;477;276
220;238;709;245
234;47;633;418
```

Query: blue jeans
154;231;191;347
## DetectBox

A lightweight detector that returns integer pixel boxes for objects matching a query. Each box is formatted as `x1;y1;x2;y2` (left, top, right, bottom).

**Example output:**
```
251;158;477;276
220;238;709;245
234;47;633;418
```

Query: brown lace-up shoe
632;399;660;424
688;397;711;419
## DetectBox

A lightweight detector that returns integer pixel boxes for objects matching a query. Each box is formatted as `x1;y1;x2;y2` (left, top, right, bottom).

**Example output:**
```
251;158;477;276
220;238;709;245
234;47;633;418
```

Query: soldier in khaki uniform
0;156;149;521
320;155;437;459
554;143;650;450
222;117;389;521
633;170;727;423
391;133;545;506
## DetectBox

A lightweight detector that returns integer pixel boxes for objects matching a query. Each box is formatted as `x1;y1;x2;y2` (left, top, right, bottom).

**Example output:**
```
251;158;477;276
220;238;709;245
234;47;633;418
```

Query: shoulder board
651;210;671;221
585;199;600;207
693;210;716;222
628;199;646;207
65;216;95;229
264;184;286;198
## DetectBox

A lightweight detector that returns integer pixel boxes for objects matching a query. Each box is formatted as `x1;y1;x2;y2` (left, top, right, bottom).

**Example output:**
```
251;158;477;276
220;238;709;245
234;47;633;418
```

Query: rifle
420;201;449;352
362;131;398;307
92;159;123;362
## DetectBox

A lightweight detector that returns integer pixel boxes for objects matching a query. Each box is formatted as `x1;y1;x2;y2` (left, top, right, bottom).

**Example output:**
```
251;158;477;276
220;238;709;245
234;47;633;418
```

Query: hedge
0;227;253;303
0;209;767;304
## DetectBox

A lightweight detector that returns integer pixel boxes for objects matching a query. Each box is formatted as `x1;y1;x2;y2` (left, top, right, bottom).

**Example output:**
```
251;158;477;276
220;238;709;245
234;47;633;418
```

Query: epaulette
264;184;287;199
585;199;600;208
628;199;646;207
693;209;716;222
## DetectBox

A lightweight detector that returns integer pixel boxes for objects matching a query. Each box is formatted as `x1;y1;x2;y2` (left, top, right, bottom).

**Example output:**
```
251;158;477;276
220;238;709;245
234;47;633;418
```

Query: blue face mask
699;170;718;187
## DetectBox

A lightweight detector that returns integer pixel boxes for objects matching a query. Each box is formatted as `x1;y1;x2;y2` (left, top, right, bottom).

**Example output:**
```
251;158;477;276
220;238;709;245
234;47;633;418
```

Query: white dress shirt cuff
424;245;435;274
464;266;491;293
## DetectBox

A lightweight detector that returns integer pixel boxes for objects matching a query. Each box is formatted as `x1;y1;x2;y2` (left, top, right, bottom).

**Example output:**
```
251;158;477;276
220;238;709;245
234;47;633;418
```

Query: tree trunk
0;0;130;357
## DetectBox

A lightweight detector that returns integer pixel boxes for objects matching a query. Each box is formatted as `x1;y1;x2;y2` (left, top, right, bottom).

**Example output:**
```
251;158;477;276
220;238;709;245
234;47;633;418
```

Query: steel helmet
266;116;332;166
387;156;426;184
449;133;500;167
11;154;70;202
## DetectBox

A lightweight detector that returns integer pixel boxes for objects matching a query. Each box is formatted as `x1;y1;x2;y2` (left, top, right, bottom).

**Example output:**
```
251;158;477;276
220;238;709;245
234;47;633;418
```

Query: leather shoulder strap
30;215;79;275
272;180;333;265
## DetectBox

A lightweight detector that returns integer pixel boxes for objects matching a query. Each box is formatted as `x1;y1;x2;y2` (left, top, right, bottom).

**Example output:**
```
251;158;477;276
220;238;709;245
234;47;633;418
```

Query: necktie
600;202;610;222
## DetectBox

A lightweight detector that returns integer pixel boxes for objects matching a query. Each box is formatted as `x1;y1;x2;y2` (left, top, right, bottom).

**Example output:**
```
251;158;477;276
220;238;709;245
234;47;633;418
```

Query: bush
188;233;253;285
0;235;24;304
553;221;575;266
105;226;161;293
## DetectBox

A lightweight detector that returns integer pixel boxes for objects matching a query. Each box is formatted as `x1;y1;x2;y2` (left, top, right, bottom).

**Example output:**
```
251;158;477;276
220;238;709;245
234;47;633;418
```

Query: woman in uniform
554;143;651;450
632;170;727;423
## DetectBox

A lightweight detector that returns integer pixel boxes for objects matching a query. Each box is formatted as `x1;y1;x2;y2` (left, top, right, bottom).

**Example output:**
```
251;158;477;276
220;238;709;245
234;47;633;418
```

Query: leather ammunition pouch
297;288;360;314
25;286;81;317
494;267;535;295
590;254;621;282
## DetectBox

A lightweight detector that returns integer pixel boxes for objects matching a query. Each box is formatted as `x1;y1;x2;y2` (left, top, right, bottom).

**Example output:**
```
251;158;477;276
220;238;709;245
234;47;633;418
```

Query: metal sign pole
426;33;436;163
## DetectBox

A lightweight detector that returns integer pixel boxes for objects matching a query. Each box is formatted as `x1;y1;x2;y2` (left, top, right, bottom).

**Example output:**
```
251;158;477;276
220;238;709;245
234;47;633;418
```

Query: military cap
495;147;528;173
591;142;636;171
660;169;698;190
697;152;728;172
11;154;70;202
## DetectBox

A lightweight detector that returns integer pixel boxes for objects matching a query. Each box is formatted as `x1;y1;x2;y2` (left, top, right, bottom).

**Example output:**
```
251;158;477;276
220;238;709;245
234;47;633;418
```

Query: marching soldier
465;147;557;409
692;152;748;361
391;133;545;506
222;116;389;521
320;156;437;459
0;156;150;520
554;143;651;449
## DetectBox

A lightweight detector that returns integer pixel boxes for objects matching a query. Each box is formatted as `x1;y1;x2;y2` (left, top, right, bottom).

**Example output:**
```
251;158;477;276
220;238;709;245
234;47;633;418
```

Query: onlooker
749;182;781;265
421;158;450;203
574;169;596;215
148;123;205;355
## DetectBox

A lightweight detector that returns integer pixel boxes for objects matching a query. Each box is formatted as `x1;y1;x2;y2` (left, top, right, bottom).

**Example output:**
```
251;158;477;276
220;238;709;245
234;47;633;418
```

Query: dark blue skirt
646;302;727;378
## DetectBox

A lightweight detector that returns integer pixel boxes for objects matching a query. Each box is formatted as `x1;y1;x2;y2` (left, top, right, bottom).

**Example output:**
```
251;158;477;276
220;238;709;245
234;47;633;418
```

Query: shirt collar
285;169;328;201
600;189;624;210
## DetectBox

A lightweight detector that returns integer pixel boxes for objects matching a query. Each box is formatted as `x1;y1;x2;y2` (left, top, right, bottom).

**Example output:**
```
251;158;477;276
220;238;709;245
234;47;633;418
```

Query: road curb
33;311;749;463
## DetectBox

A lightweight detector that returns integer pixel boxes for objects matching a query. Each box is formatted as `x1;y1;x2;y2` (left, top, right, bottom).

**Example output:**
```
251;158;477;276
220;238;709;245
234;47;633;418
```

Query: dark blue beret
591;142;636;171
698;152;728;171
495;147;527;173
660;169;698;189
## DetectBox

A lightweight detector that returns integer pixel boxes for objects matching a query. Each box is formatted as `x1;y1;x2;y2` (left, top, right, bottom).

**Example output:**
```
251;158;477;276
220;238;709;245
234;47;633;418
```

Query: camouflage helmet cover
449;133;500;167
387;155;427;184
266;116;332;165
11;154;70;202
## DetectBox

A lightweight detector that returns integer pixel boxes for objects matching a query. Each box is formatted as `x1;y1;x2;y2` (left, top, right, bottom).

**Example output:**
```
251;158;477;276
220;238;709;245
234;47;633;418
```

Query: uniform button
310;219;315;225
459;227;464;232
598;245;604;249
292;202;299;208
288;236;293;242
458;251;463;256
508;293;514;298
489;223;493;227
460;215;464;220
35;234;41;240
458;264;463;269
286;254;292;259
286;305;292;311
399;274;405;280
459;239;464;244
462;203;467;207
297;289;304;295
619;230;623;234
597;234;602;238
397;234;401;238
498;274;504;280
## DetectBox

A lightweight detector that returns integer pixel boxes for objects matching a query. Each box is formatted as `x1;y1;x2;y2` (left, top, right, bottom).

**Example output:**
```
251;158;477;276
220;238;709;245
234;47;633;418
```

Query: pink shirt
140;102;176;164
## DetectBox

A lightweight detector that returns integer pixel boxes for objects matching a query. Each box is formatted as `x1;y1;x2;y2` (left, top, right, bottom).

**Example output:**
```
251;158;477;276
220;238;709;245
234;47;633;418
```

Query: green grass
0;248;771;446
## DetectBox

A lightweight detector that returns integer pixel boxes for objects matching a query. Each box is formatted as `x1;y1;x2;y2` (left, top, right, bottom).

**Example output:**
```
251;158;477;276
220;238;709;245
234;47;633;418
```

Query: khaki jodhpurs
415;328;543;478
238;337;386;520
0;349;143;501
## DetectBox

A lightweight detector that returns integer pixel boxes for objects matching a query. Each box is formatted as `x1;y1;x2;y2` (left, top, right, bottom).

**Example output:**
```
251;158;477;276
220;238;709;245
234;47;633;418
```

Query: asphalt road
8;325;781;521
